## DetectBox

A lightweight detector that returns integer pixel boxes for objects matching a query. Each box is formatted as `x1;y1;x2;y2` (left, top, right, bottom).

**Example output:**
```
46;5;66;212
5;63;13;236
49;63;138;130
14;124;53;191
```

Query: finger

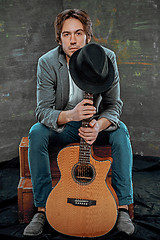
82;113;96;119
85;137;96;145
82;99;93;105
86;140;95;145
83;106;96;113
79;127;94;134
79;133;94;140
79;132;96;143
79;133;95;142
89;119;97;127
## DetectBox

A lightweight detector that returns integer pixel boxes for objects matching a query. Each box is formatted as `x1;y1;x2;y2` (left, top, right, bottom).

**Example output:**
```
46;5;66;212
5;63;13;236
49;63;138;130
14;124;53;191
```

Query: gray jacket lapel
56;50;69;110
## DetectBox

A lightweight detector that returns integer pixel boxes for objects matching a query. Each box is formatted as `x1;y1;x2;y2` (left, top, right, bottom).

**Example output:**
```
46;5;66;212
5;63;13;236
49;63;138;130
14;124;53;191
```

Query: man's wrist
57;110;72;125
66;109;73;122
97;118;112;132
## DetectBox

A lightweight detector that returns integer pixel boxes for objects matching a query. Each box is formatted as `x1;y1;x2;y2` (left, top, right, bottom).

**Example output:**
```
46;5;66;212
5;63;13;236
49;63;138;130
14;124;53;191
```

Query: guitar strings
75;92;93;226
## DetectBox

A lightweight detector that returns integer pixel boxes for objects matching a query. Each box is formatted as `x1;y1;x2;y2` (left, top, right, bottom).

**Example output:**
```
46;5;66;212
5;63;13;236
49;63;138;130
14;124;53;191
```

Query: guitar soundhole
72;163;96;185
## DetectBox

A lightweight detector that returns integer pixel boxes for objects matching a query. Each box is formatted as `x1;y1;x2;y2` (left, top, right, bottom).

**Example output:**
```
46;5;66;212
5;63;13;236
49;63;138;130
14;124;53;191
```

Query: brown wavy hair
54;9;93;44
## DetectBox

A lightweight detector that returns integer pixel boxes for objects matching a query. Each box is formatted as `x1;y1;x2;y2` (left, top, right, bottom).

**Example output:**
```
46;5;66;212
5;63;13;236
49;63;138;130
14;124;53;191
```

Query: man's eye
76;32;82;36
63;33;69;37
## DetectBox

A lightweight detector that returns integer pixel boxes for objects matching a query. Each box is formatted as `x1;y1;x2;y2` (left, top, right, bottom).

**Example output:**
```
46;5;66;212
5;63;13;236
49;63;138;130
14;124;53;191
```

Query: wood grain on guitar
46;93;118;238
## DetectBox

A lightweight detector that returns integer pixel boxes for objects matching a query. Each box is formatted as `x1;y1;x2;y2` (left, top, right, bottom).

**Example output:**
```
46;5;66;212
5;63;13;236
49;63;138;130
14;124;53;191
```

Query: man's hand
78;119;100;145
78;118;112;145
57;99;96;125
69;99;96;121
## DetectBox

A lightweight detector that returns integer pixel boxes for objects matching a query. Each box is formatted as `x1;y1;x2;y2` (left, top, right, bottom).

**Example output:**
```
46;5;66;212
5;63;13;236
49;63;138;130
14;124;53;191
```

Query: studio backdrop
0;0;160;163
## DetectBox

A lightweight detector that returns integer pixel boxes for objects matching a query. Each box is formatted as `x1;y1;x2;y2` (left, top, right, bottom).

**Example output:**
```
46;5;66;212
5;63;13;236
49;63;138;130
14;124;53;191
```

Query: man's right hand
57;99;96;125
69;99;96;121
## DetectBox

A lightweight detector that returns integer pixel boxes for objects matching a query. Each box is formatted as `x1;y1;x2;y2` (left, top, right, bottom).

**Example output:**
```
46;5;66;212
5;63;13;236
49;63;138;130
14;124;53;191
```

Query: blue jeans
28;121;133;207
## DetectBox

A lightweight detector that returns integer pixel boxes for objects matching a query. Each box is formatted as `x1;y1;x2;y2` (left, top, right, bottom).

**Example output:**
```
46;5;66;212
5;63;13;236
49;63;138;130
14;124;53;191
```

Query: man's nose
70;34;76;44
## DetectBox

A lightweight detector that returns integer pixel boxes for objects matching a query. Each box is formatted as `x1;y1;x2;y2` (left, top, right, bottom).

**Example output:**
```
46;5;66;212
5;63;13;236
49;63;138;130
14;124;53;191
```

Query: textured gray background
0;0;160;162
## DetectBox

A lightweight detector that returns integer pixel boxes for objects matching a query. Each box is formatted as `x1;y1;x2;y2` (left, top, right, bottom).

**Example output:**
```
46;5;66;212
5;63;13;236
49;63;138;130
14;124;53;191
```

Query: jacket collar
58;46;67;67
57;46;69;109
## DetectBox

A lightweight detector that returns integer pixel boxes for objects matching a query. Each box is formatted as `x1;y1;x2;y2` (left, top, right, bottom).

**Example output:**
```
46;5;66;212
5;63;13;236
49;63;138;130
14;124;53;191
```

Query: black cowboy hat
69;43;114;94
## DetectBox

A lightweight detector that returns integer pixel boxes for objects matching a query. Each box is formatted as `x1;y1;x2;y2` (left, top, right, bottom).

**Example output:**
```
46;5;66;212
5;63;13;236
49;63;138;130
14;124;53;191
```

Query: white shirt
65;66;84;110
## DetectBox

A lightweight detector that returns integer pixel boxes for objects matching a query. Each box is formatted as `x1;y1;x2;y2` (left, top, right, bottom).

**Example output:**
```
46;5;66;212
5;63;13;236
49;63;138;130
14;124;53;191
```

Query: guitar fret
78;92;93;164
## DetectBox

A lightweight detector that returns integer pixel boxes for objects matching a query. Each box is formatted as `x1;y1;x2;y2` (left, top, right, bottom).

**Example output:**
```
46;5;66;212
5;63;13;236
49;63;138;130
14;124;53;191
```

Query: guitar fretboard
79;92;93;164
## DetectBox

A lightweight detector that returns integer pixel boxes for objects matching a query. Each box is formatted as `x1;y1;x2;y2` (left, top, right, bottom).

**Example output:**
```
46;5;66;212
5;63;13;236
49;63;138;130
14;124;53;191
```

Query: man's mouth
69;47;79;51
70;48;78;51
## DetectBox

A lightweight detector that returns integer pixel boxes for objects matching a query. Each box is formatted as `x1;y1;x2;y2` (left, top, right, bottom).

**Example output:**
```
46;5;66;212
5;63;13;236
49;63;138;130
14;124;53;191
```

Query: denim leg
108;121;134;206
28;123;53;207
29;121;133;207
28;121;81;207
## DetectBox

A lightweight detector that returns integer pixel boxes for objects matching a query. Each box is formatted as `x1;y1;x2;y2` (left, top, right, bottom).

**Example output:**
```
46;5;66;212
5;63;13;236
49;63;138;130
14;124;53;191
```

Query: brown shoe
23;212;46;236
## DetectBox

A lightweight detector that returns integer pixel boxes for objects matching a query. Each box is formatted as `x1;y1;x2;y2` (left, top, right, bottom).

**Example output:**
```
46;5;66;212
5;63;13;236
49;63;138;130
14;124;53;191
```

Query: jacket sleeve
98;51;123;131
35;57;65;132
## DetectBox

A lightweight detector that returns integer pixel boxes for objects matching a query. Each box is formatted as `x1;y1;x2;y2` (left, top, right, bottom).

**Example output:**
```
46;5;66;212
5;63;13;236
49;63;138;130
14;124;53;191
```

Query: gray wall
0;0;160;163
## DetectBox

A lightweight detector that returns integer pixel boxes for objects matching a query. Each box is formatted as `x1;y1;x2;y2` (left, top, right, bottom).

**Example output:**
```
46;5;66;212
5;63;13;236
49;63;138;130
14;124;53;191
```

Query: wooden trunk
18;137;62;223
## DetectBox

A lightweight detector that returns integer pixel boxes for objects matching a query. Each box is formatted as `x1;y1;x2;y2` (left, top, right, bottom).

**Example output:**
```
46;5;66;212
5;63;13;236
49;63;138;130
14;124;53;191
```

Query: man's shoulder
39;46;59;63
101;46;115;58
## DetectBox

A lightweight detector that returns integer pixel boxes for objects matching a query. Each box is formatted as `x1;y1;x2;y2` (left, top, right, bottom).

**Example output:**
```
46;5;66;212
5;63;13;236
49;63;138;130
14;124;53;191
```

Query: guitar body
46;144;118;238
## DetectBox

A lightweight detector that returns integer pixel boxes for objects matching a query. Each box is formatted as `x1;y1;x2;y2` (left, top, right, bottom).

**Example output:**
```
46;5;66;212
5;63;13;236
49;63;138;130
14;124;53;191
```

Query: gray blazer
36;46;123;132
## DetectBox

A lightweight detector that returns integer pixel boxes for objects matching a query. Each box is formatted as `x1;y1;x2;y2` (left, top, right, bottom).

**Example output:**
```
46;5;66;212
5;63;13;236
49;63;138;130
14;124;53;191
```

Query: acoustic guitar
46;93;118;238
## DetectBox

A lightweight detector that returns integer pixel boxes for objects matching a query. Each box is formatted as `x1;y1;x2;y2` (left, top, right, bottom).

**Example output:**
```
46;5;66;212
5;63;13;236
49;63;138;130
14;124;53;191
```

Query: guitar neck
82;92;93;128
79;92;93;163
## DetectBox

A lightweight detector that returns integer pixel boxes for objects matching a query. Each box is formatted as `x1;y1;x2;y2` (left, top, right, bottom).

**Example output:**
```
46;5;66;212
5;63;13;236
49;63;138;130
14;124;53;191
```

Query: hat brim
69;48;115;94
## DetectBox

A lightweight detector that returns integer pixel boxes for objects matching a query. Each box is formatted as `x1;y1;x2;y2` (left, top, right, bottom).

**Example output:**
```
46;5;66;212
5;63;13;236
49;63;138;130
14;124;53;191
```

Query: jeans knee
119;122;130;138
109;121;131;147
29;122;50;146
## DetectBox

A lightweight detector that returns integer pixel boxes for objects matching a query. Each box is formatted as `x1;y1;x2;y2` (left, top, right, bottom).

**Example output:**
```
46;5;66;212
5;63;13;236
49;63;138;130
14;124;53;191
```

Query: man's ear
86;35;91;44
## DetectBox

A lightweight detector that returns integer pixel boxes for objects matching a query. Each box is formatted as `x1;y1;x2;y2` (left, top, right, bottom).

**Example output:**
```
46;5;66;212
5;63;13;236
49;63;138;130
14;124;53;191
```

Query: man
23;9;134;236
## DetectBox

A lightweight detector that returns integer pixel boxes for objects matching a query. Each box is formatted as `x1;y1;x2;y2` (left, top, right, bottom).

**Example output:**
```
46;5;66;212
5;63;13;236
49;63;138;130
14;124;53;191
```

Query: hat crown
69;43;114;94
76;43;108;84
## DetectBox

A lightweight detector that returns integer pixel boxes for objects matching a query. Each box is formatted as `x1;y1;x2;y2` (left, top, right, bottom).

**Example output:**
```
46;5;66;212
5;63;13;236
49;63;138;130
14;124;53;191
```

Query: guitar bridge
67;198;96;207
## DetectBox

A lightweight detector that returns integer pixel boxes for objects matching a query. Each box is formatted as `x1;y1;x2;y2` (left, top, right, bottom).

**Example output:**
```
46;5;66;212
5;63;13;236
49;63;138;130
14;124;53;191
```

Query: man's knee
28;122;50;147
29;122;48;137
118;122;130;138
109;121;131;146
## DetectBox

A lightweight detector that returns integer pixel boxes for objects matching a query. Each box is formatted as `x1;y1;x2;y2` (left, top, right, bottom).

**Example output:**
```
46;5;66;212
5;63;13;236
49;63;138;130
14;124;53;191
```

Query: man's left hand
78;119;100;145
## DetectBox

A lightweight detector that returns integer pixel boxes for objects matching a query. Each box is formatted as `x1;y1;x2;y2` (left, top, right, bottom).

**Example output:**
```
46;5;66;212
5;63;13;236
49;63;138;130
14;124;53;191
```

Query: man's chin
66;49;79;62
70;48;79;54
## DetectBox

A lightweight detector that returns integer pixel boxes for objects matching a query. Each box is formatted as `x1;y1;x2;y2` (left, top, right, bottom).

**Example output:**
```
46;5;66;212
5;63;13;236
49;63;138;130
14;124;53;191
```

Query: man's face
60;18;91;64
